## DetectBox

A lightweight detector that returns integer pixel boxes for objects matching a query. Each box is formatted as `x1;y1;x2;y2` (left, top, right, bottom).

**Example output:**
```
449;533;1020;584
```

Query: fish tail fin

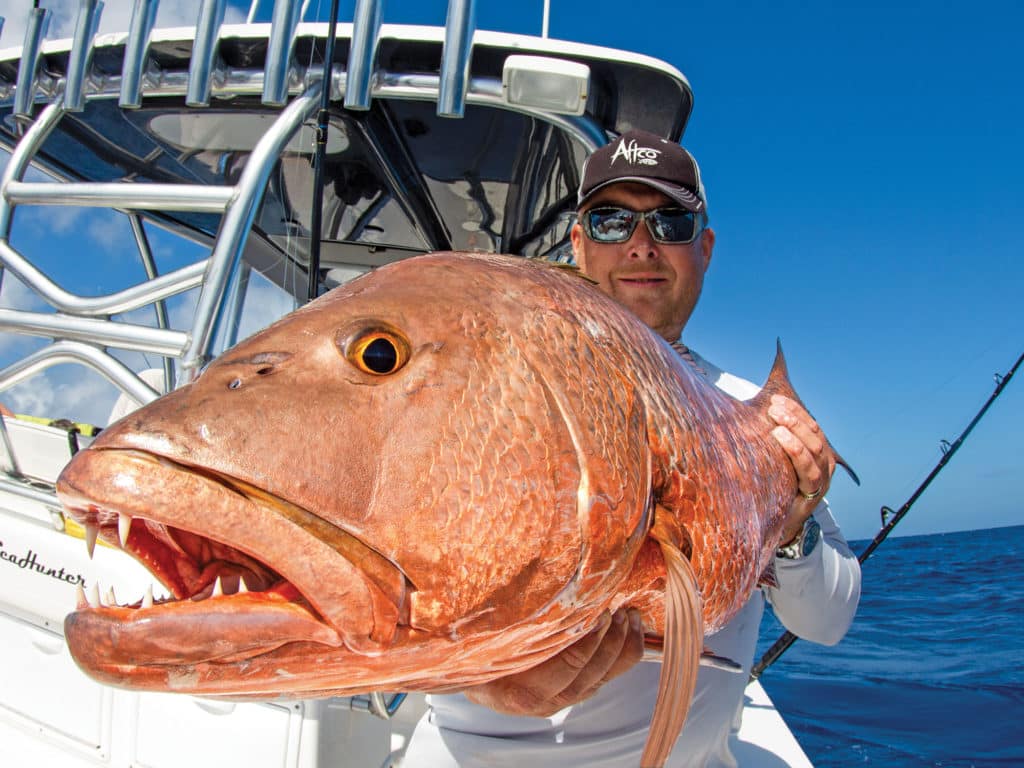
644;515;702;768
752;340;860;487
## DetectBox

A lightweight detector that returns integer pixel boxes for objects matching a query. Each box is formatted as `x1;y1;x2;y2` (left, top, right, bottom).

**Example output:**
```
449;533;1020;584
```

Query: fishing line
749;347;1024;681
274;0;314;305
854;339;1004;447
305;0;341;303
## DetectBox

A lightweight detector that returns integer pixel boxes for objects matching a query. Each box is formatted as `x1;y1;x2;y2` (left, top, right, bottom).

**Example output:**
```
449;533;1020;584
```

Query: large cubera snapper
58;251;844;766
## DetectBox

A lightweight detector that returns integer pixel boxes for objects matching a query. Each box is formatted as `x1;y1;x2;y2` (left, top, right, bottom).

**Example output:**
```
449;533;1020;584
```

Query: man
403;130;861;766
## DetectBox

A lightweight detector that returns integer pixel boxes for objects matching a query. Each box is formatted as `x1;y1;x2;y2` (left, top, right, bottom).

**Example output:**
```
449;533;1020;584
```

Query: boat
0;2;814;765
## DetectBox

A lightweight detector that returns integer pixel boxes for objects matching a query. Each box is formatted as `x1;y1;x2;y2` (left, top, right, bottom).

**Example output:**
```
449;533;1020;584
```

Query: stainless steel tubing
182;85;320;374
438;0;475;118
0;341;162;407
0;240;207;317
262;0;303;106
0;477;61;509
0;102;64;237
63;0;105;113
3;181;235;212
344;0;383;111
119;0;160;108
13;7;51;118
0;309;189;358
187;0;227;107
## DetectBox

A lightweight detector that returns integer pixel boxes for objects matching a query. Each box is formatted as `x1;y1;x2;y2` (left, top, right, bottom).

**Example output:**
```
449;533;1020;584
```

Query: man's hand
767;394;836;544
463;607;645;717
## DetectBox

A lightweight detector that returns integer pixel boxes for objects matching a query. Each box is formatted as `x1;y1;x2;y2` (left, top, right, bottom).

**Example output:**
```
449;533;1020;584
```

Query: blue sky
1;0;1021;541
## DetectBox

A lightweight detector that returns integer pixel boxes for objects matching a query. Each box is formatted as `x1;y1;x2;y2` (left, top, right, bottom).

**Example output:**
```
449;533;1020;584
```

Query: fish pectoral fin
641;534;701;768
757;560;779;589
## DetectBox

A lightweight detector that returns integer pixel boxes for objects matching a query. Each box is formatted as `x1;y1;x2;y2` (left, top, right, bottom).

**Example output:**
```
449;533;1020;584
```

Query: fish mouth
58;448;409;670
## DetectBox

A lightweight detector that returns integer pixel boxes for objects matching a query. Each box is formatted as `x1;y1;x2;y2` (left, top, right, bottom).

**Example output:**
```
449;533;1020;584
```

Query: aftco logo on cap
609;138;661;166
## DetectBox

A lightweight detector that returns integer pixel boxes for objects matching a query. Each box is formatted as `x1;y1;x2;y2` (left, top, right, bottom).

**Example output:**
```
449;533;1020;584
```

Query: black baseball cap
578;129;706;214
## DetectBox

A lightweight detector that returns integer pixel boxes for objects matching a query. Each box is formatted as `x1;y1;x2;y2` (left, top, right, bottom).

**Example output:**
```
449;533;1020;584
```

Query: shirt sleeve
763;499;861;646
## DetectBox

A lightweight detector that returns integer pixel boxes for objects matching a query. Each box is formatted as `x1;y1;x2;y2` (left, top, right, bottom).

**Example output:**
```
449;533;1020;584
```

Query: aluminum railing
0;0;605;535
0;1;332;515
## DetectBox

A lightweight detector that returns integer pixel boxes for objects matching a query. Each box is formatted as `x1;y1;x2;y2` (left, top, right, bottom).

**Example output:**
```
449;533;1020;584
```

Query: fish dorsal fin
748;339;800;411
643;508;702;768
749;340;861;486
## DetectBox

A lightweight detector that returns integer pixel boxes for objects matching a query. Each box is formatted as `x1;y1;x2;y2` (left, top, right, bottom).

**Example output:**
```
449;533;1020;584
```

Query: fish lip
57;447;408;657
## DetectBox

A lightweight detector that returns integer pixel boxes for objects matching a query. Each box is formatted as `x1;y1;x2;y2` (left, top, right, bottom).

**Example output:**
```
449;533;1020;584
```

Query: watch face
776;518;821;560
802;518;822;556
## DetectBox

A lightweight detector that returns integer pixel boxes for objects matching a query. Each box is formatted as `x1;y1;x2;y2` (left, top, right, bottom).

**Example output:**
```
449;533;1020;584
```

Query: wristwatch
776;517;821;560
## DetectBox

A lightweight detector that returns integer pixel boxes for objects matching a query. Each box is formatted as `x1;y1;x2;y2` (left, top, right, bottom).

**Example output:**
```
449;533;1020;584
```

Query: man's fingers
769;396;834;498
557;610;617;674
772;426;826;493
462;608;645;717
594;608;645;685
464;611;615;716
550;609;643;707
769;397;825;455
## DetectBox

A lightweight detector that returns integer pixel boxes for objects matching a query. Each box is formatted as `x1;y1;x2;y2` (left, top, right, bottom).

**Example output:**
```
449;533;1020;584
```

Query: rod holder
438;0;475;118
13;7;51;118
64;0;105;113
263;0;303;106
344;0;383;111
186;0;227;107
120;0;160;108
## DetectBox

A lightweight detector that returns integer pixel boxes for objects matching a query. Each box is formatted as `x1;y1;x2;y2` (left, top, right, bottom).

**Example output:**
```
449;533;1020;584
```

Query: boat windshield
33;96;587;277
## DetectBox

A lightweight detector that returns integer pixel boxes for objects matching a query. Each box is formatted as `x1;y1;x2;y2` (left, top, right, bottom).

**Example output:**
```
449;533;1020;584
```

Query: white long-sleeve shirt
402;349;861;767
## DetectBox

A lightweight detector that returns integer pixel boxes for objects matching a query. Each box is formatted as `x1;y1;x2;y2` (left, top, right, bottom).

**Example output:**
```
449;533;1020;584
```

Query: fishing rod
307;0;342;302
749;347;1024;681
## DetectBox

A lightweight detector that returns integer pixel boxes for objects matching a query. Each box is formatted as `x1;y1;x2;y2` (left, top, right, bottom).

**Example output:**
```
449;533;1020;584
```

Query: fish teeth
85;524;98;559
211;576;224;598
79;582;163;611
118;513;132;548
238;576;249;594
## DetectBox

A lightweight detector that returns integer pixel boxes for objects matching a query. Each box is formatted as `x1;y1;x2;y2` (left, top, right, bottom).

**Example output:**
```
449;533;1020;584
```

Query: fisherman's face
571;183;715;343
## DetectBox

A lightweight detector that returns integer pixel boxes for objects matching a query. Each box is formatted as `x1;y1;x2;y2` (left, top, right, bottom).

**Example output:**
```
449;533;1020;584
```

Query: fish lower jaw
65;591;346;670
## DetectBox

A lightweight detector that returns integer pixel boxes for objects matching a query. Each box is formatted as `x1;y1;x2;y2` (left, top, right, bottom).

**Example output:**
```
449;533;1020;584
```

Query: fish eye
344;328;410;376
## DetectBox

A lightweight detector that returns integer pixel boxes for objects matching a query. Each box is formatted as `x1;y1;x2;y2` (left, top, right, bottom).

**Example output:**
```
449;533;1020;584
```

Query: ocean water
755;524;1024;767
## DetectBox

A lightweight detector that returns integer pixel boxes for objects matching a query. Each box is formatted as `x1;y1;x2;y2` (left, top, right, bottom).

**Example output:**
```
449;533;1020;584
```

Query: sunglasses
581;206;704;245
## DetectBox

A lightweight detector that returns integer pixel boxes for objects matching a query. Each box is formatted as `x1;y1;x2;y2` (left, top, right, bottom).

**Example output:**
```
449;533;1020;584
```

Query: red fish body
58;252;813;764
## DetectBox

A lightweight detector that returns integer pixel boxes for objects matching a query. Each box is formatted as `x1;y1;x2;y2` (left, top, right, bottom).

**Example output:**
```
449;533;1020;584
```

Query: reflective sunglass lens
650;210;696;242
587;208;636;242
